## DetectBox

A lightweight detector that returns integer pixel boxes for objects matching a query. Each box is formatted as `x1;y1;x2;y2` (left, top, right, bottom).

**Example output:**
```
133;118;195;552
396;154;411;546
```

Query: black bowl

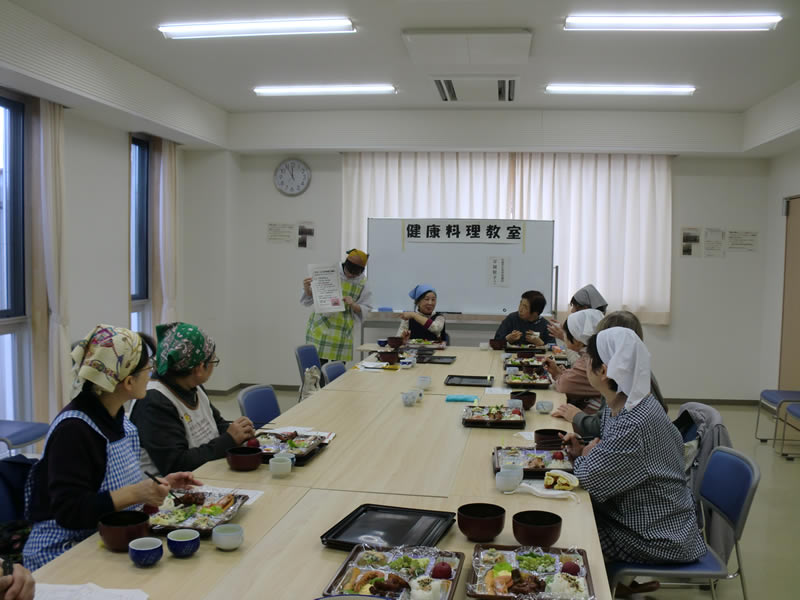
457;503;505;542
512;510;562;548
226;446;263;471
98;510;150;552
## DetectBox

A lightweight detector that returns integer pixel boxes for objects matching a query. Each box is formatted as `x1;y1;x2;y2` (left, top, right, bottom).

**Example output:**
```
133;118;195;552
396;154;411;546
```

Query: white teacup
507;398;524;410
269;456;292;477
410;387;424;402
496;468;523;492
417;376;432;389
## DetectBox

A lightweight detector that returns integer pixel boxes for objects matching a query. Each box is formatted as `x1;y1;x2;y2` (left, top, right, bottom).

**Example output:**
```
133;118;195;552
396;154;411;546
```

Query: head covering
155;322;216;376
566;309;604;345
71;324;143;396
595;327;651;411
572;284;608;311
409;284;436;302
345;248;369;267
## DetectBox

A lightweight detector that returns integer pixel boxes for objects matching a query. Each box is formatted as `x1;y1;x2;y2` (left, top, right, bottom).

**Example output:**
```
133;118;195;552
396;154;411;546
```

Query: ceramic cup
417;375;432;389
479;342;489;350
269;456;292;477
507;398;524;410
274;451;296;465
401;391;417;407
496;469;523;492
212;524;244;551
410;387;424;402
128;537;163;567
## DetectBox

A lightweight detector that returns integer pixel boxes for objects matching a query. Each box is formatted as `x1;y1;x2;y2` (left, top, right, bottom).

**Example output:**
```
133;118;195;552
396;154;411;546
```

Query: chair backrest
699;446;760;541
321;361;346;385
237;385;281;426
295;344;321;381
0;455;37;522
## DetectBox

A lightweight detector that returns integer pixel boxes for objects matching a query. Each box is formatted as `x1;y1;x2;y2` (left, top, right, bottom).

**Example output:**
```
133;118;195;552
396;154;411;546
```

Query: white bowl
496;470;523;493
401;392;416;407
212;524;244;551
269;456;292;477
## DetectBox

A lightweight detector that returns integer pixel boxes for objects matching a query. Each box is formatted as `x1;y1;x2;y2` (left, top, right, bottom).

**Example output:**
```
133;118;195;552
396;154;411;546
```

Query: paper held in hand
308;264;344;313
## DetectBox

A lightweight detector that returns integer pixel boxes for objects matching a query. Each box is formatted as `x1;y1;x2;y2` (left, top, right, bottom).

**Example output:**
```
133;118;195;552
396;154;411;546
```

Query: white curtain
150;138;178;327
342;151;672;324
34;100;71;417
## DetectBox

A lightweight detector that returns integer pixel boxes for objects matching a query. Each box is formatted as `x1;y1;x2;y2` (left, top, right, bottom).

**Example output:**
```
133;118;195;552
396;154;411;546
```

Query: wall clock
274;158;311;196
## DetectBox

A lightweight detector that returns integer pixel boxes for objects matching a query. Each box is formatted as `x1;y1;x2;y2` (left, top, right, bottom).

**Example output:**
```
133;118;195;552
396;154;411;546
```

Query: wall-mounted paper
703;228;725;258
267;223;295;243
728;230;758;252
681;227;701;257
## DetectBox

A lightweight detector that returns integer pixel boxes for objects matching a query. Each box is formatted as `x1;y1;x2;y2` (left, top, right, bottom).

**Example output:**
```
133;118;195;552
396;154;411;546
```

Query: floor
213;391;795;600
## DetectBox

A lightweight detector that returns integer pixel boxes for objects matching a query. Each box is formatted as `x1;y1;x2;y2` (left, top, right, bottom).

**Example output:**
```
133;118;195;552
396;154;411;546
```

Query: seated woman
493;290;553;346
397;284;447;343
543;309;604;401
547;283;608;345
130;322;255;476
563;327;705;566
23;325;200;571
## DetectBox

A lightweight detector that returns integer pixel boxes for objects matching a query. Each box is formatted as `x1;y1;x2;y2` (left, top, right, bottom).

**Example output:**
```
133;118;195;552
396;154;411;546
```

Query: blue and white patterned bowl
128;537;163;567
167;529;200;558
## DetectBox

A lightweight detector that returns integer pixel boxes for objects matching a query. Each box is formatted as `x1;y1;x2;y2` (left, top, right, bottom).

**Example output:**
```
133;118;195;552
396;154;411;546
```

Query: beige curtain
149;138;178;329
30;99;70;419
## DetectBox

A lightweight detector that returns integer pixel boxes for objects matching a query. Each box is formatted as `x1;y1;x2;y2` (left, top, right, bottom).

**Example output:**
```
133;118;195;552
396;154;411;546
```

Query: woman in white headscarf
547;283;608;345
544;309;603;399
562;327;705;567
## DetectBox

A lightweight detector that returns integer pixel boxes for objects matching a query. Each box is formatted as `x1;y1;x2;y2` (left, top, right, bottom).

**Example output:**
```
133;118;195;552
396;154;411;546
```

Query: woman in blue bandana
396;284;447;343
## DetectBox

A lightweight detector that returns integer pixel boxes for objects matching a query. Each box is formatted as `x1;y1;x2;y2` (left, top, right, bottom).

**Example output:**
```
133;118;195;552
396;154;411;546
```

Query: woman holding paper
301;248;373;363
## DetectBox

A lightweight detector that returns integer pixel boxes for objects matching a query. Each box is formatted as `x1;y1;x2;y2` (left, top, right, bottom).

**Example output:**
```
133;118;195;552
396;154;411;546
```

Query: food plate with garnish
254;430;326;464
149;489;248;536
504;373;552;389
493;448;574;478
462;406;526;429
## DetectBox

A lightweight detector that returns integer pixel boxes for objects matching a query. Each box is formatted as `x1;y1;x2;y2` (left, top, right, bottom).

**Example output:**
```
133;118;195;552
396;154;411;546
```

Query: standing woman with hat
301;248;373;363
397;284;447;343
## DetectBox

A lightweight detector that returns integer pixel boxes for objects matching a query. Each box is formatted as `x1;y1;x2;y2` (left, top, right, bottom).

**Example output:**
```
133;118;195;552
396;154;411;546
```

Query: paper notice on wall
267;223;295;243
681;227;701;257
703;228;726;258
298;221;315;249
488;257;510;287
308;264;344;313
728;230;758;252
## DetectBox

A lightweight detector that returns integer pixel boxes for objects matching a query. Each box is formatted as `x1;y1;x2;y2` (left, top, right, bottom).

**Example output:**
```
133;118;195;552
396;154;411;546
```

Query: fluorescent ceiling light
158;17;354;39
546;83;695;96
254;84;396;96
564;14;782;31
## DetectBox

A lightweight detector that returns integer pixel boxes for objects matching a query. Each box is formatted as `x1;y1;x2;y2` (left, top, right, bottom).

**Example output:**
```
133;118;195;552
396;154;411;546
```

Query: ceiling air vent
433;76;518;103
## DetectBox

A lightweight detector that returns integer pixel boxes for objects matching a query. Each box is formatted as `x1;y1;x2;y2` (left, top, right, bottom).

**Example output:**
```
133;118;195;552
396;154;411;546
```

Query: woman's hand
0;563;35;600
543;358;564;378
551;404;581;423
524;330;540;344
227;417;255;444
164;471;203;489
581;438;600;456
506;330;522;342
135;479;170;507
559;432;585;460
302;277;312;297
547;320;565;342
401;330;411;342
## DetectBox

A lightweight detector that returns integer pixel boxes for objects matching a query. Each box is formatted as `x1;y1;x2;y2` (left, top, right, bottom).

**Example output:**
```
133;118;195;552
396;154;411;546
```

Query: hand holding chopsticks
558;432;600;459
144;471;178;501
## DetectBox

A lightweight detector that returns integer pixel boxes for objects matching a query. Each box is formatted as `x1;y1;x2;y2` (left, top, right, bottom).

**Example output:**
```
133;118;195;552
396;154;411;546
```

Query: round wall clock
274;158;311;196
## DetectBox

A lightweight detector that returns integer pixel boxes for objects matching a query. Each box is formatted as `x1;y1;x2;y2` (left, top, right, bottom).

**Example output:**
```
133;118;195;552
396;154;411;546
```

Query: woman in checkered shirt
563;327;705;564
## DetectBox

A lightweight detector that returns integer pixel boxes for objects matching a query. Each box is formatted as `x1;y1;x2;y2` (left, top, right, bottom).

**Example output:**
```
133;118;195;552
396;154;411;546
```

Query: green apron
305;277;366;361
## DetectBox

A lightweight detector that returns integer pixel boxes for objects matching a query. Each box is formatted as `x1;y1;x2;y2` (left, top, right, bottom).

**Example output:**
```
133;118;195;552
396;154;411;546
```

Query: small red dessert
511;408;522;416
552;451;564;460
246;438;260;448
431;561;452;579
561;561;580;576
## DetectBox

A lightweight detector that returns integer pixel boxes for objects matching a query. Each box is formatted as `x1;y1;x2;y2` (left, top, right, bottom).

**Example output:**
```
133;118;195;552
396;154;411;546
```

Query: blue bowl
377;338;388;347
167;529;200;558
128;537;163;567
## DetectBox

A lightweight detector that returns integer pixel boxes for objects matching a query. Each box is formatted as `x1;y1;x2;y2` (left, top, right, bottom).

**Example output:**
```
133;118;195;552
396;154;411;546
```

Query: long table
34;347;611;600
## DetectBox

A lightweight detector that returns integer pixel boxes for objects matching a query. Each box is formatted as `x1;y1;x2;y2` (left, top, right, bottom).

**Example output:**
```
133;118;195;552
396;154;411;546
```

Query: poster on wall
680;227;702;257
728;230;758;252
703;228;726;258
488;257;510;287
298;221;315;249
267;223;295;243
307;264;344;313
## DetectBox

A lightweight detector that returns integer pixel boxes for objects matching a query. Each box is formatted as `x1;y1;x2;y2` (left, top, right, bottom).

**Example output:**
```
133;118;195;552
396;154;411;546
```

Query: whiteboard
367;218;554;315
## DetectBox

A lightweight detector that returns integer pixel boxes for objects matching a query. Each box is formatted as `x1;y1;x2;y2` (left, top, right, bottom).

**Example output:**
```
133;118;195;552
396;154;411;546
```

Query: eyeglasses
133;359;155;376
207;357;221;367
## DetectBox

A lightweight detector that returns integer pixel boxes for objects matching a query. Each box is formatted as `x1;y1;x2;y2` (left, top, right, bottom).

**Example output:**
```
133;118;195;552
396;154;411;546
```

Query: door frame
778;195;800;388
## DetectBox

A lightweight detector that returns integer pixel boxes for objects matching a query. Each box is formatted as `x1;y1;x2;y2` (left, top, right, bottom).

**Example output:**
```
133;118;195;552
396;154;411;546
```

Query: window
130;138;151;333
0;94;30;421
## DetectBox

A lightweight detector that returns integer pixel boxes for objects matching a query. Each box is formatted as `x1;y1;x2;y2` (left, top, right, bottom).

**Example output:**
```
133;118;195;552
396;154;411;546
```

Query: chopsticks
532;435;596;450
144;470;178;500
1;555;13;576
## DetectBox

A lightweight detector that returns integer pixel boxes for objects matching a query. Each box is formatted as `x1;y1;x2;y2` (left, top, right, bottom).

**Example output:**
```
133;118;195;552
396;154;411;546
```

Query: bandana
595;327;652;411
71;325;143;395
572;284;608;311
156;322;216;376
346;248;369;266
409;284;436;302
566;309;604;345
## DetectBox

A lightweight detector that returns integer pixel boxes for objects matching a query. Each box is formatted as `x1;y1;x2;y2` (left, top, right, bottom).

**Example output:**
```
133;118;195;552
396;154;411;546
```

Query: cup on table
507;398;524;411
401;391;417;407
479;342;489;350
212;524;244;551
496;468;523;493
269;456;292;477
274;451;296;465
417;375;432;390
399;358;414;369
410;387;424;402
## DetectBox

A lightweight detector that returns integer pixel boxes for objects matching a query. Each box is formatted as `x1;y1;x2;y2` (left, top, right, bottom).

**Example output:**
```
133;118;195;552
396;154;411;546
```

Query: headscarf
572;284;608;311
155;322;216;376
71;324;143;396
594;327;651;411
345;248;369;267
409;284;436;302
566;309;604;345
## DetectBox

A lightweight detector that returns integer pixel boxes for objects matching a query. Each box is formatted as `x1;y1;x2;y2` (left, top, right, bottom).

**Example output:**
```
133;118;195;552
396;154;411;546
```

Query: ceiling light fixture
254;84;396;96
545;83;695;96
158;17;355;39
564;14;782;31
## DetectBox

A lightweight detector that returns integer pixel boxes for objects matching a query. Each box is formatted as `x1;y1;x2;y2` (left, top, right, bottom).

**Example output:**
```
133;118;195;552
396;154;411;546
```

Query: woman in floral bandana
130;322;255;476
23;325;201;571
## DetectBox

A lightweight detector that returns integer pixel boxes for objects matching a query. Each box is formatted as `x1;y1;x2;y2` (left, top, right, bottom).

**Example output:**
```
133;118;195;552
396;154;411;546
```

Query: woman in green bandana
301;248;373;363
130;322;255;475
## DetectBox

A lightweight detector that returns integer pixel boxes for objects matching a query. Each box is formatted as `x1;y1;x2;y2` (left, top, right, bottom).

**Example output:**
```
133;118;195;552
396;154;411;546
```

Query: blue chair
754;389;800;451
237;385;281;428
321;361;346;386
607;447;760;600
778;402;800;460
295;344;321;400
0;420;49;454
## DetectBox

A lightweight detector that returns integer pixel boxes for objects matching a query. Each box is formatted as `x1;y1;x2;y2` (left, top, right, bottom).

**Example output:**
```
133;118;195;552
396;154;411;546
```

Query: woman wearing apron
23;325;200;571
301;248;373;363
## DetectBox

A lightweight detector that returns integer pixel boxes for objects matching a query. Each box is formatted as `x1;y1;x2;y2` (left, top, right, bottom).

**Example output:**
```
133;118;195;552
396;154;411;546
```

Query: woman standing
397;284;446;343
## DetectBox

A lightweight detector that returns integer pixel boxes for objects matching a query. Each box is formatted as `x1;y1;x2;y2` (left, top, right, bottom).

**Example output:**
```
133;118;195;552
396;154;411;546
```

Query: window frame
0;95;25;319
130;137;150;303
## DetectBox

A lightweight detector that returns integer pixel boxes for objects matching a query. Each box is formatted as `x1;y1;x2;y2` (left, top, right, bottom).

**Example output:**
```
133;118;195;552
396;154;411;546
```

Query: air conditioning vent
432;76;518;103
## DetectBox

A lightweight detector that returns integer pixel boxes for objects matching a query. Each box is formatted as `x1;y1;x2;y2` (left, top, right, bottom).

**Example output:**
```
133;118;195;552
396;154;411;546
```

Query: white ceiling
13;0;800;113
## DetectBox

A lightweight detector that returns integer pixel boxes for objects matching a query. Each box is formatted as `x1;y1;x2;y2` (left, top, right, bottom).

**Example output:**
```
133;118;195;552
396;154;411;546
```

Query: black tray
320;504;456;551
444;375;494;387
417;355;457;364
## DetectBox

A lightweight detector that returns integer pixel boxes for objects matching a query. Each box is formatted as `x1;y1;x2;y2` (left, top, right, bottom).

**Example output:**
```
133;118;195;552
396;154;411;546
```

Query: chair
0;420;49;455
237;385;281;428
295;344;321;400
321;361;346;386
0;455;38;522
754;389;800;452
777;402;800;460
607;447;760;600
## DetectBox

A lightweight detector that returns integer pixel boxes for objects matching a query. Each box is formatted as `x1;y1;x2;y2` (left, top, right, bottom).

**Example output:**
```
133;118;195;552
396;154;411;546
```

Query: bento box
462;406;526;429
492;447;574;479
149;488;248;536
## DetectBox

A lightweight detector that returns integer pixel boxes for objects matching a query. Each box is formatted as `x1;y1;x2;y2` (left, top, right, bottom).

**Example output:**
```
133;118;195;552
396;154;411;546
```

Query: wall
62;111;130;341
178;151;343;389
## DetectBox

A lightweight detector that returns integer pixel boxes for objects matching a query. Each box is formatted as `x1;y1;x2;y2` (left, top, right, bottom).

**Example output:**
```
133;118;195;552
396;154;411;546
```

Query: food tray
492;447;574;479
505;373;552;389
320;504;456;551
462;406;526;429
505;344;547;354
256;431;326;465
417;355;457;364
322;544;465;599
503;357;545;369
445;375;494;387
149;489;248;536
406;339;448;350
466;545;595;599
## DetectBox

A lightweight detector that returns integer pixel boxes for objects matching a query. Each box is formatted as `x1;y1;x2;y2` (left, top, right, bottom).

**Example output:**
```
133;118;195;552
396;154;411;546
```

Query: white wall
62;111;130;342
